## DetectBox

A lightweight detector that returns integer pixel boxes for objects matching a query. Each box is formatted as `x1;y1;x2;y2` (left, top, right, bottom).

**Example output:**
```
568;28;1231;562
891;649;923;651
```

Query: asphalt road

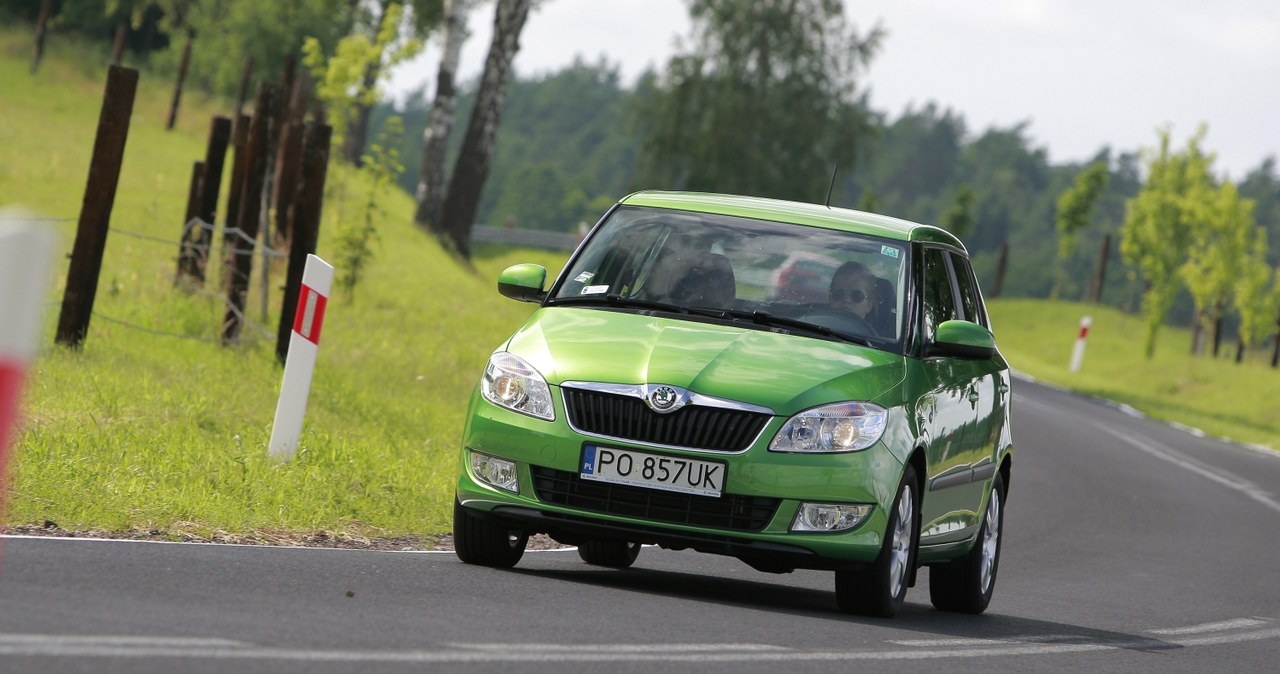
1;377;1278;673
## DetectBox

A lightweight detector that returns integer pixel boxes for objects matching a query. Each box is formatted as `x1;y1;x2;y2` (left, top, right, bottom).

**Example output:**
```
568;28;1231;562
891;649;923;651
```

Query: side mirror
497;263;547;303
929;320;997;360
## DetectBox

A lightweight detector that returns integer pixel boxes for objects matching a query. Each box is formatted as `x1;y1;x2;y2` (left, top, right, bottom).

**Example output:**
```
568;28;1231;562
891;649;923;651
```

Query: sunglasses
830;288;868;304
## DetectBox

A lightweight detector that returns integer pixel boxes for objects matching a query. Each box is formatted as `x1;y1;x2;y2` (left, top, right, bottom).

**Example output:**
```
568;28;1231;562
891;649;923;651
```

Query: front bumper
455;390;908;568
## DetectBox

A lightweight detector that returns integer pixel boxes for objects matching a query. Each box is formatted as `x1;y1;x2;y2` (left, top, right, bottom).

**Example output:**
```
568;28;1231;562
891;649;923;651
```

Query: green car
454;191;1013;618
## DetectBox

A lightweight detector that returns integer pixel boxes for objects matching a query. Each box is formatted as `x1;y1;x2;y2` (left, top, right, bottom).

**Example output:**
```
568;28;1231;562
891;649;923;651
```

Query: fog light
791;502;872;533
470;451;518;493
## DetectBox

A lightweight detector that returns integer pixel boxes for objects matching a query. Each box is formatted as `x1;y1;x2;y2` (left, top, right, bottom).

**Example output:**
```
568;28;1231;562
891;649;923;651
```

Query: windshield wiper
717;308;875;348
548;294;689;314
548;297;874;348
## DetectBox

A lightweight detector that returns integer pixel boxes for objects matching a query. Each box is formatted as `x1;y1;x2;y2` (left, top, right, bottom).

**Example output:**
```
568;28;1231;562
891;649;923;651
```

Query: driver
828;260;876;322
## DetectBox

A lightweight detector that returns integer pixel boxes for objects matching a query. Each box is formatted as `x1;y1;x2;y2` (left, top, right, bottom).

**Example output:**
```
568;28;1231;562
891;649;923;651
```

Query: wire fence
3;211;284;345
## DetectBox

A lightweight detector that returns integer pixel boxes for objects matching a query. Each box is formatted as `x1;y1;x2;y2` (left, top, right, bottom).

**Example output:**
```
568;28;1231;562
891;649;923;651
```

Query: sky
387;0;1280;180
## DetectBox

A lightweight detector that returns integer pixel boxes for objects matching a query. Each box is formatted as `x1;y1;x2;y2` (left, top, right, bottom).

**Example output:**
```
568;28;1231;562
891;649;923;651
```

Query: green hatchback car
454;191;1012;617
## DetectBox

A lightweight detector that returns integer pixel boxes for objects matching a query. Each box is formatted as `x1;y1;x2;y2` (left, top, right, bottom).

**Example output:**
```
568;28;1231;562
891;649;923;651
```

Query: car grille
562;387;771;452
530;466;780;532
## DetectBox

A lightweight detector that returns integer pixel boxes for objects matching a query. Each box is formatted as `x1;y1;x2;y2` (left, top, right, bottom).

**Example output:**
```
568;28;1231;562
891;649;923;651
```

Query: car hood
504;307;906;414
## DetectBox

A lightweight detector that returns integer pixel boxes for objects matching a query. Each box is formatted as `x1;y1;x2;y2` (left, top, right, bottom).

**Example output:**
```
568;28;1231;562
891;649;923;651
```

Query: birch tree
435;0;532;258
414;0;473;232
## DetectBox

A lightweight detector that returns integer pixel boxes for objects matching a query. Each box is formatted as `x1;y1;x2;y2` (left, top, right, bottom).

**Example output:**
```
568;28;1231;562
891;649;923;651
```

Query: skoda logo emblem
647;385;682;414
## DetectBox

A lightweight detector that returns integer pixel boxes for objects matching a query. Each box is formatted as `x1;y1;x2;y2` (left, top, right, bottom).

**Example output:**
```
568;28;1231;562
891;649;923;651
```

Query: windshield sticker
581;285;610;295
573;271;595;283
881;245;901;259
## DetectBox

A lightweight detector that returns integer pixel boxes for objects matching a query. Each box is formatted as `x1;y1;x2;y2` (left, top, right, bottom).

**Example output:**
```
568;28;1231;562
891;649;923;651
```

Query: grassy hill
2;26;564;543
1;27;1276;545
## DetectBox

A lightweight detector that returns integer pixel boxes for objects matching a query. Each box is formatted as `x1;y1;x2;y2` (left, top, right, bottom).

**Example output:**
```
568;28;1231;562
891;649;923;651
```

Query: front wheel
453;498;528;568
929;472;1005;614
834;465;918;618
577;540;641;568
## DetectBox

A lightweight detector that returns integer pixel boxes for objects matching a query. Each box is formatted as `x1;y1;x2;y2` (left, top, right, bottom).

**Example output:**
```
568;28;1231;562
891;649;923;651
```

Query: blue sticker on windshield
881;245;900;259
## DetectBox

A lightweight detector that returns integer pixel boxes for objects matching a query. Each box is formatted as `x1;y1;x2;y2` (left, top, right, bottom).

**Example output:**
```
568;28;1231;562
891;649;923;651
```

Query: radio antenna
824;164;838;208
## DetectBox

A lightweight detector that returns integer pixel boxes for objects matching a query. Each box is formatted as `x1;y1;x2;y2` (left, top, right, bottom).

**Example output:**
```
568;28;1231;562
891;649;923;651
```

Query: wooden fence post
233;56;254;136
111;22;127;65
192;115;233;282
56;66;138;349
222;83;278;344
175;160;204;284
31;0;53;74
221;112;251;275
166;36;192;130
1272;309;1280;368
277;122;332;364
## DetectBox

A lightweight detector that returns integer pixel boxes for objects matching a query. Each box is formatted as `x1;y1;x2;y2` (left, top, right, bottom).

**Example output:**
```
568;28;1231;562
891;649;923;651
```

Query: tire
834;465;919;618
929;472;1005;614
453;498;528;568
577;540;641;568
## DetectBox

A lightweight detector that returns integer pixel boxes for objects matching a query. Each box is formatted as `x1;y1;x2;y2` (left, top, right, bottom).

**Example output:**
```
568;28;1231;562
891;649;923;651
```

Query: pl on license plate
580;445;725;497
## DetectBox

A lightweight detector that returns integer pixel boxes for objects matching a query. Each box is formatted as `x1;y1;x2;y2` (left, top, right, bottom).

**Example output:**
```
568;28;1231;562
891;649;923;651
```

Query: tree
940;185;975;239
1052;161;1109;299
159;0;358;98
1232;226;1276;362
1181;180;1255;356
1121;127;1214;359
435;0;533;259
302;2;423;163
414;0;474;232
632;0;882;202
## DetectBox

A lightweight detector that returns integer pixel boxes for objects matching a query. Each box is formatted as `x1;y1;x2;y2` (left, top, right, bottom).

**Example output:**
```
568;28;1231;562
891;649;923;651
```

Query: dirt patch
0;523;570;552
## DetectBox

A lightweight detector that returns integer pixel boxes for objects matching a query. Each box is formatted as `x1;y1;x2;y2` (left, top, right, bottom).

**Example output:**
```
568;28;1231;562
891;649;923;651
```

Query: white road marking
1148;617;1271;635
1096;425;1280;515
0;627;1276;662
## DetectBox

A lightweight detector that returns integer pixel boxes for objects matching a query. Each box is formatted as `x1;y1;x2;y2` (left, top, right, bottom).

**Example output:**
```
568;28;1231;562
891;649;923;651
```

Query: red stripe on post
1;359;25;458
291;285;328;345
1078;326;1090;340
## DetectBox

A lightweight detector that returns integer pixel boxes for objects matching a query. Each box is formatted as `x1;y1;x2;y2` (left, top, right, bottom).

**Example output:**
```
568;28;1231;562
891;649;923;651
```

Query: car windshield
549;205;909;351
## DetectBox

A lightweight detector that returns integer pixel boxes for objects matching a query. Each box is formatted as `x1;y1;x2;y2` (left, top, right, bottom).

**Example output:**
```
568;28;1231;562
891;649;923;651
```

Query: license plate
580;445;725;497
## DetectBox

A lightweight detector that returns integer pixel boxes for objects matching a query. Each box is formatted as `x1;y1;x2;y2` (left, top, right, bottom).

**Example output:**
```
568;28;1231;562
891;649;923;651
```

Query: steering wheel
796;306;878;338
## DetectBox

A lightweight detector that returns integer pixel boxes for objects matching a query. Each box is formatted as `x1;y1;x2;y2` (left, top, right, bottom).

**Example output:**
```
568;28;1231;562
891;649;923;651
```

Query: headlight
481;352;554;421
769;402;887;453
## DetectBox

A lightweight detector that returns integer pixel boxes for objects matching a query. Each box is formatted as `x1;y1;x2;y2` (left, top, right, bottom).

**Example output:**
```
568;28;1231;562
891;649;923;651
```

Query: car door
948;251;1009;494
915;246;990;543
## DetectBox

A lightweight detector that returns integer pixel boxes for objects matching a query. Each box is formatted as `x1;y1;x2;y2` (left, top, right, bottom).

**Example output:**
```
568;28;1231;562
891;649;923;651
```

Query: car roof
619;190;966;250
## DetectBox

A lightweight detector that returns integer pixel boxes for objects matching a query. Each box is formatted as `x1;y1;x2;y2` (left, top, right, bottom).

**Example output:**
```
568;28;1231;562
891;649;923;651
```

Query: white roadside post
269;254;334;462
1069;315;1092;373
0;216;57;517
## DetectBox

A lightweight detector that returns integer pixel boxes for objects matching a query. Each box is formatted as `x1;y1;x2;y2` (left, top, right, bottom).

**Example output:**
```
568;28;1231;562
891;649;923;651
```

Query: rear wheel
929;472;1005;614
577;540;641;568
453;499;528;568
834;465;919;618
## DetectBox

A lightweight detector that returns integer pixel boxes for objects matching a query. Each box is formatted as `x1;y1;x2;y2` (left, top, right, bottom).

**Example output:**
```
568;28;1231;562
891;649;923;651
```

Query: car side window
921;247;957;342
948;252;985;327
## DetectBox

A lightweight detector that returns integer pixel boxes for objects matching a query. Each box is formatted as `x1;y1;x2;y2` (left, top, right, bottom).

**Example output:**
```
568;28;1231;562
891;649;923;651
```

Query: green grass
988;299;1280;450
1;26;566;542
2;27;1276;545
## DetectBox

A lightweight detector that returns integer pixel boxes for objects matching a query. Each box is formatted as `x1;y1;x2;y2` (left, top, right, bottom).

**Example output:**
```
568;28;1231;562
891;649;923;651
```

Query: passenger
829;260;876;322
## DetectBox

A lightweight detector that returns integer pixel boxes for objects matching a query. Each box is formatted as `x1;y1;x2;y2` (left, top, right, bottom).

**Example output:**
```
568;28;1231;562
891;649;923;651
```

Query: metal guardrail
471;225;579;251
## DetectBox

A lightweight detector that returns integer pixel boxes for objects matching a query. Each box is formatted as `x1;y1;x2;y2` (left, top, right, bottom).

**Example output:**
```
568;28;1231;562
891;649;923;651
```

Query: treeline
10;0;1280;351
374;61;1280;337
